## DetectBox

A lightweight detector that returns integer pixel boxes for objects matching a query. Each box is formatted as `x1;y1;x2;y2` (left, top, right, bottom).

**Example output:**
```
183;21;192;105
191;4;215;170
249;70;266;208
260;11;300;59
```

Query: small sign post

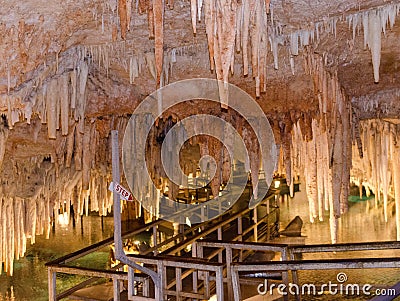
109;182;133;201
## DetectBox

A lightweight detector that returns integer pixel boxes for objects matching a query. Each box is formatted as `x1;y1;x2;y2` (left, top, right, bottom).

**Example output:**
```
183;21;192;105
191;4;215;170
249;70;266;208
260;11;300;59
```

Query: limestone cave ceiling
0;0;400;275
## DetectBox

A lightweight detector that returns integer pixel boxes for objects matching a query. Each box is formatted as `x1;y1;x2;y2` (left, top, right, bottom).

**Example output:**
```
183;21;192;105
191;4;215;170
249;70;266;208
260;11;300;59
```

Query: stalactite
380;123;390;222
241;0;250;76
127;0;133;30
76;60;88;134
351;120;400;239
313;121;324;221
304;130;317;223
191;0;197;34
153;0;164;87
65;125;75;168
242;122;260;199
74;126;83;171
70;70;77;110
118;0;128;39
393;128;400;241
60;74;69;136
368;11;381;83
0;127;9;169
46;79;57;139
82;125;92;190
145;52;157;80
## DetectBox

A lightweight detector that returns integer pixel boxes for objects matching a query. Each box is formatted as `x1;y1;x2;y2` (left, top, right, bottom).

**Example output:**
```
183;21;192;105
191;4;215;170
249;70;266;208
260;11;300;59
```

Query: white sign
109;182;133;201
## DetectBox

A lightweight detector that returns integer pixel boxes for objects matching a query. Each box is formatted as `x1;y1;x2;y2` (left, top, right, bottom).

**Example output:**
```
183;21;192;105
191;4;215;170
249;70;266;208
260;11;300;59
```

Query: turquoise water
0;215;114;301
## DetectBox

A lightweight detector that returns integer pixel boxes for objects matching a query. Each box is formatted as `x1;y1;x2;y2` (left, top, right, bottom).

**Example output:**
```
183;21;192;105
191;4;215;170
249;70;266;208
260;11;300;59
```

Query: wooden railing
126;254;224;301
230;241;400;301
196;240;290;300
46;187;281;300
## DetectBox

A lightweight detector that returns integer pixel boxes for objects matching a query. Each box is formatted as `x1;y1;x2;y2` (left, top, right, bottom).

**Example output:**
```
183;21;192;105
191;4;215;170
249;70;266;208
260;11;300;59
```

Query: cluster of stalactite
0;1;398;105
115;0;175;86
78;42;208;86
347;3;400;83
113;0;399;100
351;119;400;240
0;42;210;129
124;111;266;211
195;1;399;94
0;47;88;135
0;58;151;274
0;113;158;275
272;51;353;243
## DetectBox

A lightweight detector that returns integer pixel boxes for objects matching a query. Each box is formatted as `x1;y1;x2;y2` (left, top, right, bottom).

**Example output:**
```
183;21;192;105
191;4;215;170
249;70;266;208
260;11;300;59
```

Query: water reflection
279;185;400;300
0;215;114;301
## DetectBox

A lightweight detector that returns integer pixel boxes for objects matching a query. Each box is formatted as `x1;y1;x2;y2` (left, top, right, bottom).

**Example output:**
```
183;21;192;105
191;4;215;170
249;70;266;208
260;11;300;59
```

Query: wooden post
111;131;123;257
128;267;135;298
153;225;158;255
192;242;198;300
176;267;182;301
204;271;210;299
113;276;121;301
231;267;241;301
48;268;56;301
155;261;165;301
289;249;300;301
253;208;258;242
238;216;242;241
218;227;223;262
238;216;243;260
216;266;224;301
226;247;233;301
281;248;289;301
143;277;150;297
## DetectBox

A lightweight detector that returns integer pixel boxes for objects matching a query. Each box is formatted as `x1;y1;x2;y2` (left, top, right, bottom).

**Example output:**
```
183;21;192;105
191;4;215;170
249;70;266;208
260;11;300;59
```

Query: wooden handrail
289;241;400;253
45;219;162;265
198;239;288;249
232;257;400;271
